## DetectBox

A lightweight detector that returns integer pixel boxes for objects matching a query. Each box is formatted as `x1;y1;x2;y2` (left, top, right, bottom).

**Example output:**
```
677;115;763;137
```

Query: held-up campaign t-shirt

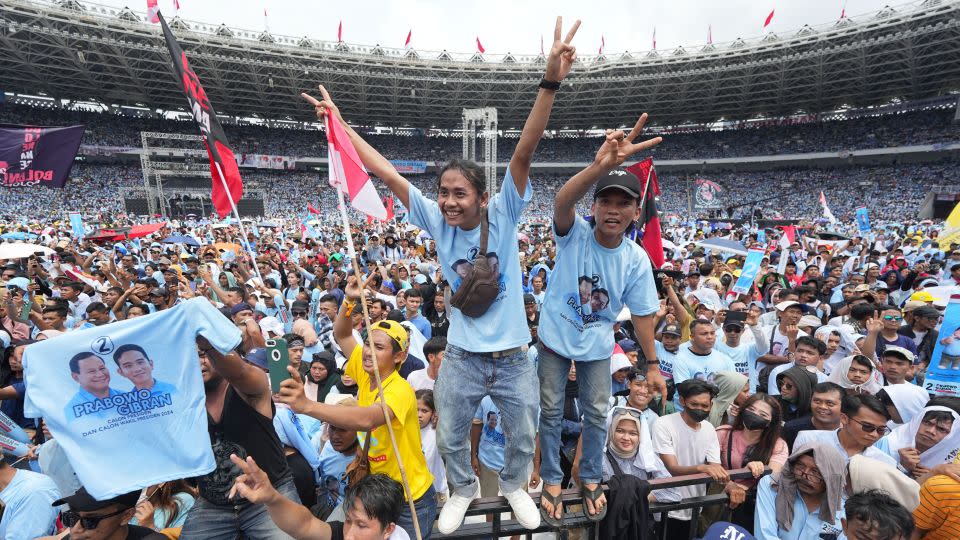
539;216;659;361
475;396;506;471
23;297;241;499
407;171;531;352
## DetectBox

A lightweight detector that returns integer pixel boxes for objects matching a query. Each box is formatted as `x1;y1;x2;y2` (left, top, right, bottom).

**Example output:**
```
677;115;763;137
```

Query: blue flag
855;207;871;234
732;249;765;295
68;212;85;240
23;298;241;498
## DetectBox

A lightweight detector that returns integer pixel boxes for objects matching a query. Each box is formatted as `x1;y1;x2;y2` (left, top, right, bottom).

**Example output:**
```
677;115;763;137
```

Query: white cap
610;352;632;374
775;300;802;312
258;316;284;337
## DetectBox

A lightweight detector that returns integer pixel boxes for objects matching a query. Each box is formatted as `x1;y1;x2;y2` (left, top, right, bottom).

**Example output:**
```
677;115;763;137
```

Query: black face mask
686;408;709;423
741;410;771;431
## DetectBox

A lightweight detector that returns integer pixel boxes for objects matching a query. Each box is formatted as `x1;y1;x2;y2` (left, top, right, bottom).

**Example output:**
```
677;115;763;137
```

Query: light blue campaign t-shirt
0;468;61;540
539;216;659;361
475;396;507;471
671;345;736;409
407;171;531;352
23;297;242;499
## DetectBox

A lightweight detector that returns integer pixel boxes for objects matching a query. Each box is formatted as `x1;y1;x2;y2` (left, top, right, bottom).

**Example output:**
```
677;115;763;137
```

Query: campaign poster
924;297;960;396
855;207;872;234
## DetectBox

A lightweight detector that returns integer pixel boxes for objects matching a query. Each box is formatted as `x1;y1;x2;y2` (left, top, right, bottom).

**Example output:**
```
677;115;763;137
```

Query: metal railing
432;467;770;540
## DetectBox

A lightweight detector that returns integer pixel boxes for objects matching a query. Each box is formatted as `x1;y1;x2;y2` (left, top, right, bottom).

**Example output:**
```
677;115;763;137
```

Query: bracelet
645;357;659;365
538;78;561;91
343;301;356;316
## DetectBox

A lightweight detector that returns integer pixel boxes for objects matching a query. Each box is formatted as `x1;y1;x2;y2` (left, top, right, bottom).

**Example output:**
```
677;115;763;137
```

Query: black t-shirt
781;415;815;452
66;524;166;540
329;521;345;540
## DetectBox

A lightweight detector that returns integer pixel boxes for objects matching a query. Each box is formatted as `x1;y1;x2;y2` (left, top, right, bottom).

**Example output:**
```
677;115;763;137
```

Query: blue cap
5;277;30;292
700;522;755;540
617;339;637;353
245;348;268;371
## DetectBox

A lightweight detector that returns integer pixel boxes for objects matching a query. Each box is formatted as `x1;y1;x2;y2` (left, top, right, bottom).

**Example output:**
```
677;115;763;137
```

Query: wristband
538;79;561;91
645;357;659;365
343;301;356;316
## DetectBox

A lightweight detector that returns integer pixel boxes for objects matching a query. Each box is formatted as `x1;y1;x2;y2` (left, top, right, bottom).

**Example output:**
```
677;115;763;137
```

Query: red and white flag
652;27;657;50
384;196;395;221
404;29;412;47
476;37;485;53
146;0;160;23
819;191;838;224
598;35;605;55
777;224;796;273
172;0;180;11
326;116;387;220
841;0;847;18
337;20;343;41
763;9;775;29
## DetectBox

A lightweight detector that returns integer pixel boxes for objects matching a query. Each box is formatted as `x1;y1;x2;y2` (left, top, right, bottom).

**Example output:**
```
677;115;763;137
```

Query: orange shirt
914;475;960;540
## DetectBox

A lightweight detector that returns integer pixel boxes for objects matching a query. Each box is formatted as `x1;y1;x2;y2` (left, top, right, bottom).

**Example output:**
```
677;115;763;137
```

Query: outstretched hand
545;17;581;82
593;113;663;170
228;454;279;505
301;85;341;124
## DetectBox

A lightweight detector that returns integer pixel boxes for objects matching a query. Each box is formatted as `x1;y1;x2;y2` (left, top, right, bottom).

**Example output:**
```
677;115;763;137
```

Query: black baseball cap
723;311;748;328
594;170;641;200
524;293;536;305
52;487;141;512
661;323;682;336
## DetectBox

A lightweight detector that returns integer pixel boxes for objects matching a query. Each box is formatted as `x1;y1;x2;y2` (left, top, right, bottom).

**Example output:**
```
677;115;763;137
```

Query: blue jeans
397;484;437;540
180;476;301;540
435;344;538;496
538;346;610;486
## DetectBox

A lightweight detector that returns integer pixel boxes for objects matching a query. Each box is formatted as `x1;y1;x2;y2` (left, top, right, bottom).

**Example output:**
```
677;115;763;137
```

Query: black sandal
539;489;564;527
581;484;608;522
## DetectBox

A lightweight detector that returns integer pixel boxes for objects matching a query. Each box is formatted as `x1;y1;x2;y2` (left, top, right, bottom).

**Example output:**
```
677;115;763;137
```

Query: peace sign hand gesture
301;85;342;125
545;17;580;82
593;113;663;170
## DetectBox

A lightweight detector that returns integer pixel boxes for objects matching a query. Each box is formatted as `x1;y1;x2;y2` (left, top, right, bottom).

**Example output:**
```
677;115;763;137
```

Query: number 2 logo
91;336;114;356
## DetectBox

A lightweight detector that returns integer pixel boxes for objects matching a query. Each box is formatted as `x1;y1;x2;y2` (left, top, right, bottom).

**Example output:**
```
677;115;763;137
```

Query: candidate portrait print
64;352;123;421
112;344;178;396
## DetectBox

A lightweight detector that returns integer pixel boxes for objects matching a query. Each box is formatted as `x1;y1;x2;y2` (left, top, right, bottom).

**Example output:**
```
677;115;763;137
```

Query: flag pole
211;160;265;285
334;184;424;540
638;163;655;215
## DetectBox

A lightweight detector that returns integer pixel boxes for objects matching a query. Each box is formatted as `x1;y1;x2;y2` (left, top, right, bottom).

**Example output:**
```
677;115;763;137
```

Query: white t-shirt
405;369;436;391
755;324;808;372
652;412;721;521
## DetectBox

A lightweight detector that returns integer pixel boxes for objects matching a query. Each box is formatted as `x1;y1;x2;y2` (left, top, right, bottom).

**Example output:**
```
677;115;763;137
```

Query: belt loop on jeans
489;345;528;359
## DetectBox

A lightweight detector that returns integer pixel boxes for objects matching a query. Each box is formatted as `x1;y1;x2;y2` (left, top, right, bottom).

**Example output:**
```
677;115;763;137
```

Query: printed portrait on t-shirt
564;274;611;325
448;250;506;295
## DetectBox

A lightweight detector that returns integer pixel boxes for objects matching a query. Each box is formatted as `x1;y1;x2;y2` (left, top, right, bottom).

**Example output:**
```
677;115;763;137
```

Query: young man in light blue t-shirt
299;17;585;533
536;118;665;525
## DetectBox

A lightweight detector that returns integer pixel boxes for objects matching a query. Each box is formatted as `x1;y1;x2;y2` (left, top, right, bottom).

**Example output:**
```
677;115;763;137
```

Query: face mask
686;408;709;423
741;410;771;431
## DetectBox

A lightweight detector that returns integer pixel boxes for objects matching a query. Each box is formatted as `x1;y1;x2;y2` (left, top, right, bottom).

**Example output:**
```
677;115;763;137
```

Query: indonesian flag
404;29;412;48
173;0;180;10
338;20;342;41
160;13;243;217
64;265;109;293
626;158;665;268
307;203;321;214
146;0;160;23
777;224;796;274
476;37;485;53
599;35;605;55
819;191;837;224
763;9;775;29
325;116;387;220
652;27;656;50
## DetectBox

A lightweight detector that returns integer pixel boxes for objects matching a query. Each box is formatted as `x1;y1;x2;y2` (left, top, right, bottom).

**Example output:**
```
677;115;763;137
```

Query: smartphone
18;294;32;322
265;338;290;394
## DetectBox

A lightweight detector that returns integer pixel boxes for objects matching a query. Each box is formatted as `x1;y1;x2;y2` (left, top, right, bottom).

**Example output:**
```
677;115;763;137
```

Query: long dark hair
730;392;783;465
147;480;197;529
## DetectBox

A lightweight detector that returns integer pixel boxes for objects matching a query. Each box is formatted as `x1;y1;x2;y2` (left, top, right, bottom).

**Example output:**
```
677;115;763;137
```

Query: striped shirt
913;475;960;540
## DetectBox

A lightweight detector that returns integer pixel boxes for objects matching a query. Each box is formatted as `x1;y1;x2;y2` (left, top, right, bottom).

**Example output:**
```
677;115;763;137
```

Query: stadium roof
1;0;959;129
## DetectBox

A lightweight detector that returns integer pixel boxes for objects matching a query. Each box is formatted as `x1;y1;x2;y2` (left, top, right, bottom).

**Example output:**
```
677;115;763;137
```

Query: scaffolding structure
461;107;498;195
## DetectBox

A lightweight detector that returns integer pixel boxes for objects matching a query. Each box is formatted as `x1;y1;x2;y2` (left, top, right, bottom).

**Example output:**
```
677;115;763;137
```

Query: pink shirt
716;425;788;488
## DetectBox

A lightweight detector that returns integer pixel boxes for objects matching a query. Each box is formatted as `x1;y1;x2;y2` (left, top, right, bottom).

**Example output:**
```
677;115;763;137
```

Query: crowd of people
3;19;960;540
2;100;956;162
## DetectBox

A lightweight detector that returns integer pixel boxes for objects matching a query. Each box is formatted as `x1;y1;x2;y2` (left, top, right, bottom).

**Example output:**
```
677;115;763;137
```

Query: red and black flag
159;13;243;217
626;158;664;268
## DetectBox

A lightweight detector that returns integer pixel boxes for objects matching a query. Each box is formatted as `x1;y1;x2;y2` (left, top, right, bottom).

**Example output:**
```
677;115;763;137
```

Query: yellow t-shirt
345;345;433;501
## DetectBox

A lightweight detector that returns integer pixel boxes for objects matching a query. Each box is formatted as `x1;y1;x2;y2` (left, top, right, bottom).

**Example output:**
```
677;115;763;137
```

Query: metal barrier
432;467;770;540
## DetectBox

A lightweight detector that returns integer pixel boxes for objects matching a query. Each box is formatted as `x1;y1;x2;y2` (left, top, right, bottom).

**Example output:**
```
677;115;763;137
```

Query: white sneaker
503;488;541;530
437;480;480;534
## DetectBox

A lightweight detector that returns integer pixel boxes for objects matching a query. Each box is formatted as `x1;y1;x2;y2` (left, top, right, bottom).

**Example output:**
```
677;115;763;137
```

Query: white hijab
883;383;930;429
604;407;660;474
887;406;960;468
827;355;883;395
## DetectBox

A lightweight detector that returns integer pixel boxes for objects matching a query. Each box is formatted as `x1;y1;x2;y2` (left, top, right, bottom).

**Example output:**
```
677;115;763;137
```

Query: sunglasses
883;315;903;321
850;417;888;435
291;311;307;317
723;326;744;333
61;508;128;530
611;406;645;421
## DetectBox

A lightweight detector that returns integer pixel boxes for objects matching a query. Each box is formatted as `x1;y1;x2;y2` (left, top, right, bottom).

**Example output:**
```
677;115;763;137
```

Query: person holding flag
535;116;665;525
302;16;582;533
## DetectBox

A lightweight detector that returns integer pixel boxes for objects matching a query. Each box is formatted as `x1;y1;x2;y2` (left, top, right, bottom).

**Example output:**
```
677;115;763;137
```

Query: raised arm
553;114;661;235
510;17;580;195
333;276;361;355
302;87;411;209
197;336;269;400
